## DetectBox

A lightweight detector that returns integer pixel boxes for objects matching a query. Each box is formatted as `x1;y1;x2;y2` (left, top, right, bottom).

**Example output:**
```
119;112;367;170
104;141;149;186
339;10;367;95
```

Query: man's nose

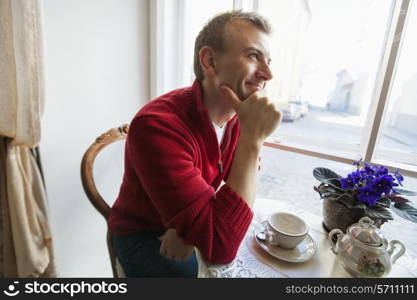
256;63;273;81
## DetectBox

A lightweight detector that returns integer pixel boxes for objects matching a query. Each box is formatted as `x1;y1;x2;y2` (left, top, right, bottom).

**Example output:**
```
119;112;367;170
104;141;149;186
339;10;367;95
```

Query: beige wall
40;0;149;277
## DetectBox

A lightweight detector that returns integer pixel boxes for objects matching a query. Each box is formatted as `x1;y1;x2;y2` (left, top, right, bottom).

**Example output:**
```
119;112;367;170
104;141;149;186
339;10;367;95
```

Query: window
257;0;393;156
254;0;416;177
151;0;416;177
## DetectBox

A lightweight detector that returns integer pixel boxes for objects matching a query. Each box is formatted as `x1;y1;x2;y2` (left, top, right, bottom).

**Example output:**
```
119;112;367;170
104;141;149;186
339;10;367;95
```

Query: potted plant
313;159;417;232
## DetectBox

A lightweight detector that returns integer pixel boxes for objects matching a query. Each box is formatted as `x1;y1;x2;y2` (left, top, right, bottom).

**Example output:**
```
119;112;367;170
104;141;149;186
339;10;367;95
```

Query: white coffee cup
265;212;308;249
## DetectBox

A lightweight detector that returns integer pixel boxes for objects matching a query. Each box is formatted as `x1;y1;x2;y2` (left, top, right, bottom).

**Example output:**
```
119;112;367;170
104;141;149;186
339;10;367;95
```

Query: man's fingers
159;245;165;256
220;85;241;111
159;235;165;256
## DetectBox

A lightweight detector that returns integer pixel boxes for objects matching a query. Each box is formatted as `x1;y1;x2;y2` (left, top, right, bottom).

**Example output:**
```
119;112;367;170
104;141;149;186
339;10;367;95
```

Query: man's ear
199;46;217;77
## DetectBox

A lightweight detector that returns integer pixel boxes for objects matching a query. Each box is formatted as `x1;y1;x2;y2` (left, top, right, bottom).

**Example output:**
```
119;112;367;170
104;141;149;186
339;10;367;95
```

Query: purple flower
364;163;375;175
371;174;395;195
394;169;404;186
357;186;381;206
340;171;362;190
340;177;353;189
331;161;408;207
374;166;389;176
359;170;374;184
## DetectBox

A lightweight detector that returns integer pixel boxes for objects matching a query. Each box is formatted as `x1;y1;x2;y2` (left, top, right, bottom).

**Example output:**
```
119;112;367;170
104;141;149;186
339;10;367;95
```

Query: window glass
257;0;393;158
375;1;417;168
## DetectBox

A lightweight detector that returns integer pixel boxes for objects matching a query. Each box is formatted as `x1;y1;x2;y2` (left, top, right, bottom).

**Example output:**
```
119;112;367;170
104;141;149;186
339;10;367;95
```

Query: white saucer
253;220;316;263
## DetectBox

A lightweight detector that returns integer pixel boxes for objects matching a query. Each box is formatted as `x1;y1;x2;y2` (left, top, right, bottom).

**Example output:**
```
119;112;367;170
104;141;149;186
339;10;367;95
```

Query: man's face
213;20;273;100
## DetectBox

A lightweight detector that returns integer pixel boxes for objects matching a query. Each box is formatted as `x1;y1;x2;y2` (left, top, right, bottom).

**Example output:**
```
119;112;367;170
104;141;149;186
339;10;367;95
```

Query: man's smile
246;81;264;91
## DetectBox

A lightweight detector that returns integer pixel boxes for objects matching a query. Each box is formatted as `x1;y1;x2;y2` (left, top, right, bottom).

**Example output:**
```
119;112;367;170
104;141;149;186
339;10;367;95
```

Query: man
109;10;281;277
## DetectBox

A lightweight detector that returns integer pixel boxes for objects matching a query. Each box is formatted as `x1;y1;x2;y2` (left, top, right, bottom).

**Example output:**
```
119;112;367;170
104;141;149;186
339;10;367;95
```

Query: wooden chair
80;124;129;278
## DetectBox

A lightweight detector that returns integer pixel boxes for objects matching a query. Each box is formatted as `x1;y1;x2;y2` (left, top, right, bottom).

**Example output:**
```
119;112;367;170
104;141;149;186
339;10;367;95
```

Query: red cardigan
109;80;253;263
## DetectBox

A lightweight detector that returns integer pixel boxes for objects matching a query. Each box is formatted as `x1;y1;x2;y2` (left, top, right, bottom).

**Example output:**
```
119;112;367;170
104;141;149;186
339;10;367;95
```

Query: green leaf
324;178;343;189
323;195;345;203
322;192;343;199
337;194;366;209
313;167;342;183
394;188;417;196
376;197;391;208
389;195;409;204
364;206;393;221
391;203;417;223
319;184;343;195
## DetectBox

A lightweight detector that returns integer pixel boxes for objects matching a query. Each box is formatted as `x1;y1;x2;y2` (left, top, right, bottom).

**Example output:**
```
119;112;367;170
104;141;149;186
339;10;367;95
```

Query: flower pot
322;198;365;233
322;198;386;232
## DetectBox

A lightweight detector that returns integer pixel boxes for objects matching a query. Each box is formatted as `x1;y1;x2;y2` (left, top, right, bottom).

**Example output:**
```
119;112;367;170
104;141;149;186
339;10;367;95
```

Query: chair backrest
80;124;129;278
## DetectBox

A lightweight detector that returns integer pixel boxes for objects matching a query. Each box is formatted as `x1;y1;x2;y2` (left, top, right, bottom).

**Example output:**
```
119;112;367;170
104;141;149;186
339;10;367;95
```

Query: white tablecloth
197;198;417;278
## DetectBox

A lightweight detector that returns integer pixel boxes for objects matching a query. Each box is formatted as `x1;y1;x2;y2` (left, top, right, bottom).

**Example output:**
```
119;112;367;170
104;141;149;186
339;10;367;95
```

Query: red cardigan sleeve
128;115;253;263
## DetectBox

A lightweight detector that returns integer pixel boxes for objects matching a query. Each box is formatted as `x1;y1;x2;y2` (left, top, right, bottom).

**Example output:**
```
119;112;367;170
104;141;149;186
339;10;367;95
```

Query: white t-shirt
212;122;226;145
212;122;226;191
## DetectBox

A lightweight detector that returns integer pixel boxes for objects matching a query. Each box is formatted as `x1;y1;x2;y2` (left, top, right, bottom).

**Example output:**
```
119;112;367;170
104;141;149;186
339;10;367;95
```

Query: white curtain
0;0;56;277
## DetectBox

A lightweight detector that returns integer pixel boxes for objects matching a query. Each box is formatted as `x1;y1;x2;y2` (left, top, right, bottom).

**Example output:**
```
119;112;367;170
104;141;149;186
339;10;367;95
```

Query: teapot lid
348;217;387;247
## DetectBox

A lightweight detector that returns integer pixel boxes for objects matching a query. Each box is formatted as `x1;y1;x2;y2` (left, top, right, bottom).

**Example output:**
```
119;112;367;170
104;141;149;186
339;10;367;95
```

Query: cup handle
265;230;274;245
388;240;406;264
328;229;343;254
265;229;278;246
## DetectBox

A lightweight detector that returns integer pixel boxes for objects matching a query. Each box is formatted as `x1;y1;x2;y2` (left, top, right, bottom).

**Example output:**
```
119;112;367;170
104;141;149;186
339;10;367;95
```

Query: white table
197;198;417;278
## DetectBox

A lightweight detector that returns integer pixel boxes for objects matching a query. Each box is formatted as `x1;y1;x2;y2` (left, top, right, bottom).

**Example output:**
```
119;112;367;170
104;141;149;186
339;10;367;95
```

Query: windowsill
264;136;359;164
264;138;417;178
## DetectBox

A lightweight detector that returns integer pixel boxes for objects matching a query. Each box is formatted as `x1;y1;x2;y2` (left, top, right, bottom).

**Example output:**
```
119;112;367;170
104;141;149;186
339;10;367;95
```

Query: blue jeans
112;231;198;278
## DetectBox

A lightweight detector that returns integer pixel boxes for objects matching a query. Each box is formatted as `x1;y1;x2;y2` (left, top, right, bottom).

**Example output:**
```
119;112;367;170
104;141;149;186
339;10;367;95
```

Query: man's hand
159;229;194;261
220;85;281;208
220;85;281;144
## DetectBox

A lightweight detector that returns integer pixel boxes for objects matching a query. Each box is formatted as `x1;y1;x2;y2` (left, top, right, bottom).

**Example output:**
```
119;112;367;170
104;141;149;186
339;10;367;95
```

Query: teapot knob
388;240;406;264
358;216;374;225
328;229;344;254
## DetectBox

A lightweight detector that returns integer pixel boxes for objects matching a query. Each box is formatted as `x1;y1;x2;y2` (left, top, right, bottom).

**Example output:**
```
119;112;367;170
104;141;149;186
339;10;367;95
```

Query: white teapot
329;217;405;277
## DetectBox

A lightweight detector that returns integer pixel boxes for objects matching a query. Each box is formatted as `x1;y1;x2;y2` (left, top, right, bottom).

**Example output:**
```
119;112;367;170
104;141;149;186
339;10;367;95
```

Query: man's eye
249;53;259;59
